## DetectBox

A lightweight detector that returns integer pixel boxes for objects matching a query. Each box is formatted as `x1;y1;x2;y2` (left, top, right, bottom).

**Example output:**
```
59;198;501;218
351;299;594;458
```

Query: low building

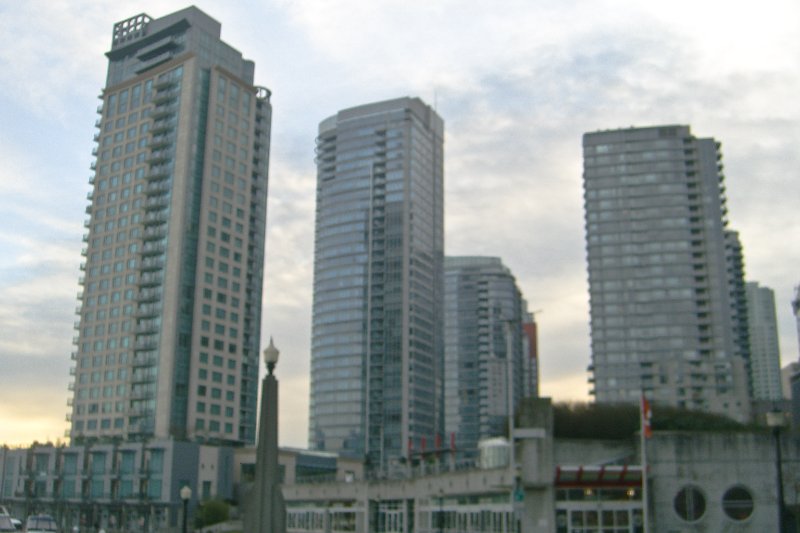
4;399;798;532
272;399;798;532
0;439;232;531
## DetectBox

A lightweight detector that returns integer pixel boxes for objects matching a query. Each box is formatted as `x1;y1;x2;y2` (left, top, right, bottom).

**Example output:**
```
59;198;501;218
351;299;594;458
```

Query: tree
194;499;230;529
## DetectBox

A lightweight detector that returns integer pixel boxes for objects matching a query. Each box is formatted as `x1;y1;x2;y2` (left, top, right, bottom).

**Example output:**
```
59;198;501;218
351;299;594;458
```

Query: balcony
149;104;175;121
148;135;172;150
146;166;170;181
132;353;157;367
142;226;167;241
129;389;155;401
140;257;165;272
138;273;163;288
142;212;168;226
141;242;166;256
153;77;177;91
133;337;158;351
136;289;160;303
135;320;159;334
150;119;174;135
145;181;170;196
144;196;169;211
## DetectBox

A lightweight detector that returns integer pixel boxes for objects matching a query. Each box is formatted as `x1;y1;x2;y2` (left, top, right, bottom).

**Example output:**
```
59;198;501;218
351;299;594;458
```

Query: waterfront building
745;282;783;402
443;256;532;459
582;125;751;421
308;98;445;468
67;6;271;445
0;439;233;531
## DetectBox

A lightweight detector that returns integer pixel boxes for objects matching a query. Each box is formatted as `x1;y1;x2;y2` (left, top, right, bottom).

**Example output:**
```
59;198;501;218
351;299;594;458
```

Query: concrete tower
745;282;783;402
68;7;271;445
582;125;751;421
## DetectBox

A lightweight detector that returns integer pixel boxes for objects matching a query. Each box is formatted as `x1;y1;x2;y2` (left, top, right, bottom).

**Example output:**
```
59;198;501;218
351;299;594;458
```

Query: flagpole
640;393;650;533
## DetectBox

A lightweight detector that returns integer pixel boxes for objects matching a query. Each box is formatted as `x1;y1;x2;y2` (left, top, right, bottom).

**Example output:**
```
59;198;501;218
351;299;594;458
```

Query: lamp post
244;338;286;533
766;409;786;533
179;485;191;533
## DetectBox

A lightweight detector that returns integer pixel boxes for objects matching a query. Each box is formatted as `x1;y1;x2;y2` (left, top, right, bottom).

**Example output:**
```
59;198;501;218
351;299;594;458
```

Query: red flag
421;437;427;453
435;433;442;450
641;395;653;439
450;432;456;451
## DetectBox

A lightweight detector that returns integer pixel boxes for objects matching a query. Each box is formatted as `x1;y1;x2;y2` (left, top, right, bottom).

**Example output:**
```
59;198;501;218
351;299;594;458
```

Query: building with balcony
443;256;535;461
745;282;783;403
308;98;445;469
582;125;751;421
67;6;271;445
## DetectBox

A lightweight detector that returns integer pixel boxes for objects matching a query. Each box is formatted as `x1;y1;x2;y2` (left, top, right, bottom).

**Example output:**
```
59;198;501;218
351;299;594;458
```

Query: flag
640;394;653;439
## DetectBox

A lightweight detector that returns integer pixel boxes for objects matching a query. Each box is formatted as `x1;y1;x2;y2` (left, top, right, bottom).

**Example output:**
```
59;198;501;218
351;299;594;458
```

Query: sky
0;0;798;448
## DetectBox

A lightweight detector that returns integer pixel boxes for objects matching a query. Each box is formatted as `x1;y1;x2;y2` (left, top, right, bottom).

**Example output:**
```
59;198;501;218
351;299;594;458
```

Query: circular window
674;485;706;522
722;486;754;521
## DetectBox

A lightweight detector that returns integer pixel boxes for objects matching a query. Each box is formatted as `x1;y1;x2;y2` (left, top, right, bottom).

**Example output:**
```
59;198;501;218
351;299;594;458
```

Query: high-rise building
745;282;783;401
309;97;444;467
67;7;271;445
521;311;540;401
582;125;751;421
443;256;532;459
790;287;800;426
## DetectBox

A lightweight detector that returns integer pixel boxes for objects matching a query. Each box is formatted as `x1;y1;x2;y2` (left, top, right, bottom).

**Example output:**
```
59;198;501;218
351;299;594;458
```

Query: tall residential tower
68;7;271;445
443;256;532;459
309;98;444;468
582;125;751;421
745;282;783;402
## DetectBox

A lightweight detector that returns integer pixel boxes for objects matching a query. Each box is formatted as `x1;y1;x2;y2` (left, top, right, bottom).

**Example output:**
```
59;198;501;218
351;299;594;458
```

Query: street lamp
766;409;786;533
243;337;286;533
180;485;191;533
264;337;279;376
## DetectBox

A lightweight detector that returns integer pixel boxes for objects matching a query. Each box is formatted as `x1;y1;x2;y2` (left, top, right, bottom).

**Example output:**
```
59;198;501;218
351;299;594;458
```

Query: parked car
23;515;57;533
10;518;21;531
0;515;16;532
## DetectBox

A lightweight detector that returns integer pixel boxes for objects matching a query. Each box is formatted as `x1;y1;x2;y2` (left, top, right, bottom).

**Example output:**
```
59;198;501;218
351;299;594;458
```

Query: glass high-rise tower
583;125;751;421
443;256;531;460
309;98;444;467
67;7;271;445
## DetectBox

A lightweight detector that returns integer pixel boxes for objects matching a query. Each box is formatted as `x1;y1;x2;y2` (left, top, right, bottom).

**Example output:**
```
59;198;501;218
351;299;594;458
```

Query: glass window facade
309;98;444;468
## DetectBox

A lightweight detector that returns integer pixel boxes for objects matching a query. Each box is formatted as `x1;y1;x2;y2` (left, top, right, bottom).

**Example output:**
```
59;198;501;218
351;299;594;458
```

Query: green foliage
552;402;749;440
553;402;639;439
651;404;752;432
194;498;230;529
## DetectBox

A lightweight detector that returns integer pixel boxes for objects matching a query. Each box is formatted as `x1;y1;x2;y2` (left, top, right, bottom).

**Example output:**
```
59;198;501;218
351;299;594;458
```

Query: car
0;515;15;532
23;515;57;533
10;519;21;531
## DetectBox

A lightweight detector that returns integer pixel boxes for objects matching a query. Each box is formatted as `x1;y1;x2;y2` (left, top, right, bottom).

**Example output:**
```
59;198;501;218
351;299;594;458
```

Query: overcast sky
0;0;798;448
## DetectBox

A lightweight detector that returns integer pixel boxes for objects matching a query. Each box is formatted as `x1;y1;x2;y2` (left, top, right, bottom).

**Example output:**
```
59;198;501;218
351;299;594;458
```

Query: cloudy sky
0;0;798;447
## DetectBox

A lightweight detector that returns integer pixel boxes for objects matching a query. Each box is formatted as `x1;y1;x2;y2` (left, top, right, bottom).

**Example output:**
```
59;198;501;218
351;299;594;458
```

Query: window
674;485;706;522
722;486;754;521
